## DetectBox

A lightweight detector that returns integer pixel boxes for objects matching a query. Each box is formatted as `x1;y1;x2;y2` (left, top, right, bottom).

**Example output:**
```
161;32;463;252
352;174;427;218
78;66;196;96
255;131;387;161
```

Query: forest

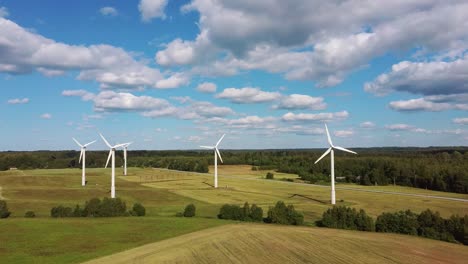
0;147;467;194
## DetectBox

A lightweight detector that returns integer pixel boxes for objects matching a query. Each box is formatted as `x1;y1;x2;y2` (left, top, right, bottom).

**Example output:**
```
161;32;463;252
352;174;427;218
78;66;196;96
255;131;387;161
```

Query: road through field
84;224;468;264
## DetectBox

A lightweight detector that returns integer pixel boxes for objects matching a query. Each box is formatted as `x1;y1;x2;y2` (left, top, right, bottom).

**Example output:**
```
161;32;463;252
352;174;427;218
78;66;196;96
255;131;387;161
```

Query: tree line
1;147;467;193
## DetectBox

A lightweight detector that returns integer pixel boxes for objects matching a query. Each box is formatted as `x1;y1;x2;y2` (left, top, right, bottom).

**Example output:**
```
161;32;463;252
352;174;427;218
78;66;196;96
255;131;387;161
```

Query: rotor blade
83;140;96;147
105;150;112;168
113;143;127;149
99;133;112;148
200;145;214;149
325;124;334;147
123;142;133;147
314;148;332;164
72;138;83;147
215;134;226;147
79;149;84;164
215;148;223;163
334;146;357;155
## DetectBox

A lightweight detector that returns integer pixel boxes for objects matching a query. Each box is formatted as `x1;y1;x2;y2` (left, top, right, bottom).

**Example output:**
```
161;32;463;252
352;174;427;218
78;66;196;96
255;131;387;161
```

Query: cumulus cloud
0;17;164;89
273;94;326;110
334;130;354;138
40;113;52;119
196;82;217;93
155;72;189;89
216;87;281;104
100;7;118;16
282;111;349;122
389;96;468;112
7;98;29;104
138;0;168;22
360;121;376;128
62;90;95;101
157;1;468;87
0;7;9;18
453;118;468;125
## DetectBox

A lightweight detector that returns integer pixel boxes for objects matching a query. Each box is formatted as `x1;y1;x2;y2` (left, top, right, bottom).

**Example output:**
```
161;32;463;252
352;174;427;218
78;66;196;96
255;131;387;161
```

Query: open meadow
0;166;467;263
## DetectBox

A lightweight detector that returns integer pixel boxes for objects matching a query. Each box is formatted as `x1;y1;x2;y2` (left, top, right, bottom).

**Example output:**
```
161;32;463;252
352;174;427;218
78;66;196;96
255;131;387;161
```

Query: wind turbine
100;133;126;198
200;134;225;188
315;124;357;205
72;138;96;186
121;142;132;176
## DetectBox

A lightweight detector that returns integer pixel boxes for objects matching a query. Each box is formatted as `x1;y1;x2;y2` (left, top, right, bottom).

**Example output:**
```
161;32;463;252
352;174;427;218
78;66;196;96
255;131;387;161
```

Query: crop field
0;166;467;263
85;224;468;264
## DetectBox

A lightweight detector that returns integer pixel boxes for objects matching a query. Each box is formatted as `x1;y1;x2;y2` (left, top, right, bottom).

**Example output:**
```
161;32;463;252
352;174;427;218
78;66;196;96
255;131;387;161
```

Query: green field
0;166;467;263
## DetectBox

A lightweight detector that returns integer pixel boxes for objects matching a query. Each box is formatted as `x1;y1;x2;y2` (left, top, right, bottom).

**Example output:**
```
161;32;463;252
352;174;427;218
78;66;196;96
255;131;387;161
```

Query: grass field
84;224;468;264
0;166;467;263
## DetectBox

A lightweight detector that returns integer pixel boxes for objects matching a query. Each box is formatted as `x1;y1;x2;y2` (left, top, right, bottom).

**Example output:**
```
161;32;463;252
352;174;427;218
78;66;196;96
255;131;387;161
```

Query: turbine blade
215;134;226;147
314;147;332;164
215;148;223;163
79;149;84;164
325;124;334;147
124;142;133;147
105;150;112;168
72;138;83;147
200;145;214;149
100;133;112;148
113;143;127;148
334;146;357;155
83;140;96;147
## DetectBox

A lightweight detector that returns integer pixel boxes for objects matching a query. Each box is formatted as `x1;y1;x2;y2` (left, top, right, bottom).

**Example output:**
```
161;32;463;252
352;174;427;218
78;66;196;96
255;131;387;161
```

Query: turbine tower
121;142;132;176
72;138;96;186
100;133;125;198
315;124;357;205
200;134;225;188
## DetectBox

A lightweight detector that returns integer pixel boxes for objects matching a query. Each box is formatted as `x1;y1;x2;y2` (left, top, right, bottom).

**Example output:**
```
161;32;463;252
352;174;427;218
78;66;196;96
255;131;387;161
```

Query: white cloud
0;17;163;89
208;115;277;129
7;98;29;104
0;7;8;18
360;121;375;128
62;90;95;101
273;94;326;110
92;91;171;112
196;82;217;93
282;111;349;122
389;97;468;112
187;136;202;142
100;7;118;16
216;87;281;104
155;72;189;89
138;0;168;22
453;118;468;125
334;130;354;138
40;113;52;119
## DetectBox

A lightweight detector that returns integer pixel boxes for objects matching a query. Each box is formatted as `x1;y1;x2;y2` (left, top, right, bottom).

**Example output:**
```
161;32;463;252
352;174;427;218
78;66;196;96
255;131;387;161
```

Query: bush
266;172;274;179
320;206;374;231
0;200;11;219
183;203;196;217
250;204;264;222
376;210;419;235
83;198;101;217
132;203;146;216
265;201;304;225
218;202;264;222
51;206;73;217
97;198;127;217
24;211;35;218
73;205;84;217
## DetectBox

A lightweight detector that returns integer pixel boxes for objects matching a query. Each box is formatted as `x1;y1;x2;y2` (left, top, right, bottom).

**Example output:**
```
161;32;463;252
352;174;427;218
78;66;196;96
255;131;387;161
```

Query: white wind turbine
200;134;225;188
72;138;96;186
315;124;357;205
121;142;133;176
100;133;126;198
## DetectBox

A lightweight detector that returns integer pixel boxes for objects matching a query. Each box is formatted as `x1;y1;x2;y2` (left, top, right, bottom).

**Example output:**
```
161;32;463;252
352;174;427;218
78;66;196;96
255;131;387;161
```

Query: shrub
375;210;418;235
321;206;374;231
132;203;146;216
97;198;127;217
51;206;73;217
24;211;35;218
73;205;84;217
183;203;196;217
218;204;242;220
83;198;101;217
218;202;264;222
250;204;264;222
265;201;304;225
266;172;274;180
0;200;11;219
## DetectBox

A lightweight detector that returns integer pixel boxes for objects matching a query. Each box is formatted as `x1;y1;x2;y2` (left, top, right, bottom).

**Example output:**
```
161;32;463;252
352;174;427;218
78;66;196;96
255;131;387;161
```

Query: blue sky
1;0;467;150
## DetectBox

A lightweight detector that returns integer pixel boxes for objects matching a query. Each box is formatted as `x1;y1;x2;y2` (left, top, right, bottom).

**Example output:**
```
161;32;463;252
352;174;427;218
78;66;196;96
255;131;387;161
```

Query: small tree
24;211;35;218
0;200;11;219
250;204;263;222
266;172;274;180
132;203;146;216
83;198;101;217
242;202;251;221
266;201;304;225
184;203;196;217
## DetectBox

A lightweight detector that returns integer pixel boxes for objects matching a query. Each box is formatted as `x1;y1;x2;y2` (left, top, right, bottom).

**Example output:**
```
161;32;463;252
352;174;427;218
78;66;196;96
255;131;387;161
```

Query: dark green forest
1;147;467;194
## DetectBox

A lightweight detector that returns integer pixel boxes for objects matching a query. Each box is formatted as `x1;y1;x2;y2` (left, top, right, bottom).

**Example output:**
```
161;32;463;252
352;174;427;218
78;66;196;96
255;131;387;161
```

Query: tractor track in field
151;168;468;203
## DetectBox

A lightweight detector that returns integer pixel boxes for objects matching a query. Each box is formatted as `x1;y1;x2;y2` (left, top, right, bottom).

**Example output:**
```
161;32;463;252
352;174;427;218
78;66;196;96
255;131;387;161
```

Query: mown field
85;224;468;264
0;166;467;263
